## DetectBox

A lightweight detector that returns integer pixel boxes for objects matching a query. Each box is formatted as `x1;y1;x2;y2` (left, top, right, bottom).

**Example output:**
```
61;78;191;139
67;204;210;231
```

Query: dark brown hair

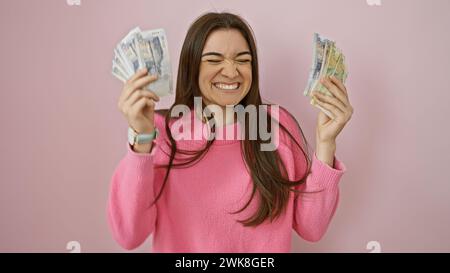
151;12;311;227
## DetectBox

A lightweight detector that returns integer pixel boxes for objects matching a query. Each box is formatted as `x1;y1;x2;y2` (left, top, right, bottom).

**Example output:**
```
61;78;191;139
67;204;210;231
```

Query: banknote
111;27;173;97
304;33;348;118
304;33;329;96
138;29;173;97
117;27;141;76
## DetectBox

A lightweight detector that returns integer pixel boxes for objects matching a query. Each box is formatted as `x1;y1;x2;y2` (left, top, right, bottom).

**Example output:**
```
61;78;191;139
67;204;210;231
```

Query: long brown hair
151;12;311;227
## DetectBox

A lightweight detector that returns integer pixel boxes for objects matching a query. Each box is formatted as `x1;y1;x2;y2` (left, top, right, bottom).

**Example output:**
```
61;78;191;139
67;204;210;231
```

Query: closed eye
236;59;251;64
204;59;251;64
205;60;222;63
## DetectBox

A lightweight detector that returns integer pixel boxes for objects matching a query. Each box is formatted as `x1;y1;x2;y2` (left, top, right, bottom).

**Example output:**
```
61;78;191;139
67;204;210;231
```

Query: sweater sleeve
276;107;346;242
292;152;346;242
107;142;158;250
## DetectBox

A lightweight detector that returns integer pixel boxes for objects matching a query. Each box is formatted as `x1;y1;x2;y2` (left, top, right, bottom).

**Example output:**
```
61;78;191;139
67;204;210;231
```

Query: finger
122;90;141;112
132;74;158;90
123;89;159;112
330;75;348;95
120;74;158;103
312;95;345;119
129;97;150;118
145;90;160;102
312;98;335;120
126;68;148;84
321;76;349;106
130;89;160;103
312;91;347;113
119;70;147;104
146;98;156;110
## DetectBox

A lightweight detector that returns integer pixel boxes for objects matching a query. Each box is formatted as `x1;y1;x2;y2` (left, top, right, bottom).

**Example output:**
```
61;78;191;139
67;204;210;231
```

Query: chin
217;91;250;105
212;93;246;107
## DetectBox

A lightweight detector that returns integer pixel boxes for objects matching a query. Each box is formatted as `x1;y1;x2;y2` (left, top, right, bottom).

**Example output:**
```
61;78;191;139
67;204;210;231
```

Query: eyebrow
201;51;252;58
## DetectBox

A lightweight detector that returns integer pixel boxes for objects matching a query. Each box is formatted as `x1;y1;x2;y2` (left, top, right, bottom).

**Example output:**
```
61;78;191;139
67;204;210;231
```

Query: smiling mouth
212;82;241;91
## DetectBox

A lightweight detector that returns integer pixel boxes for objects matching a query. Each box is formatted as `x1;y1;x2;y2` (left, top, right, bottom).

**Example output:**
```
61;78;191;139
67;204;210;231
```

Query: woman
109;12;353;252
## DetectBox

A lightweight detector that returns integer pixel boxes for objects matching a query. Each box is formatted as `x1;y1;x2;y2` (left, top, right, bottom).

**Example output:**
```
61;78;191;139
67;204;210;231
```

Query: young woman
109;12;353;252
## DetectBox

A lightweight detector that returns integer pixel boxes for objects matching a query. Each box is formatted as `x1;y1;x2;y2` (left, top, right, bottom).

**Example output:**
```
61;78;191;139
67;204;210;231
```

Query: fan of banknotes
111;27;173;97
304;33;348;118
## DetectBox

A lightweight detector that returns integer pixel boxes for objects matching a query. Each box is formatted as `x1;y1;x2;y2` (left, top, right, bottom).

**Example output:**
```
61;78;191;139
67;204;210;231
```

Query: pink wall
1;0;449;252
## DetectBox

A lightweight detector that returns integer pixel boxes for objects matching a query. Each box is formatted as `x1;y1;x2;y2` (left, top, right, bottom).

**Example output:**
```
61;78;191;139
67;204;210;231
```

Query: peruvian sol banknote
112;27;173;97
304;33;348;118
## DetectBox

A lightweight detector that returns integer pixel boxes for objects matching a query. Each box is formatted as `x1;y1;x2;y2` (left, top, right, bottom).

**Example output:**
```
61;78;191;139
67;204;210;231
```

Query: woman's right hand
117;68;160;134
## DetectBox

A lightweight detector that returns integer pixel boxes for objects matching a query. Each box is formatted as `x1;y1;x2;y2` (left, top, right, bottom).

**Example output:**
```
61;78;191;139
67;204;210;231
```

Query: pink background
1;0;450;252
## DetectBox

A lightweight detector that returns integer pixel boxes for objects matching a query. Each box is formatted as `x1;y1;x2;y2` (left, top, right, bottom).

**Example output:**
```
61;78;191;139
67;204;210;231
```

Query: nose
220;60;239;79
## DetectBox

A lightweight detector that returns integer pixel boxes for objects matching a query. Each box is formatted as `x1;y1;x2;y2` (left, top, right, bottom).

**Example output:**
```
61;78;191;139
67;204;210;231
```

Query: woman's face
199;28;252;107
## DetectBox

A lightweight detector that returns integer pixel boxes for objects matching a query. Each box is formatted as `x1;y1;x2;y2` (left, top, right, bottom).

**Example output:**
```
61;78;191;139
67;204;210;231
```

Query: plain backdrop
1;0;450;252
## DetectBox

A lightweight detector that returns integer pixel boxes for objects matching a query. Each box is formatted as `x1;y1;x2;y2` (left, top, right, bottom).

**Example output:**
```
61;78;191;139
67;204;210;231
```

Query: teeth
213;82;239;90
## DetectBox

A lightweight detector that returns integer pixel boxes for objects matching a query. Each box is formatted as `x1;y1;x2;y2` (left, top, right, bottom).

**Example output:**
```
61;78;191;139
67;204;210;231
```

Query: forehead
202;28;250;55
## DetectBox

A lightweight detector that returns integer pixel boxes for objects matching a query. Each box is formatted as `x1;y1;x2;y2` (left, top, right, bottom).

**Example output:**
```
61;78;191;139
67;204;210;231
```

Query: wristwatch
128;126;158;146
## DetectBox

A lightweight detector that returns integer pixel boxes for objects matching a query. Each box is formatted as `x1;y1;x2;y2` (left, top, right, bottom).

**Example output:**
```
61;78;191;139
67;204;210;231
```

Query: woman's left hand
311;75;354;146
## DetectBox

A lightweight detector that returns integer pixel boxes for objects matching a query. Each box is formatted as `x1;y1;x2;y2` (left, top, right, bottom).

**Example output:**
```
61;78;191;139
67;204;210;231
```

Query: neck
195;104;236;127
216;106;235;127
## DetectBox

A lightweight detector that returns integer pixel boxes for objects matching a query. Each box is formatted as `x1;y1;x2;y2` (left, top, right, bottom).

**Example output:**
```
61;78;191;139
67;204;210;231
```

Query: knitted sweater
107;107;346;252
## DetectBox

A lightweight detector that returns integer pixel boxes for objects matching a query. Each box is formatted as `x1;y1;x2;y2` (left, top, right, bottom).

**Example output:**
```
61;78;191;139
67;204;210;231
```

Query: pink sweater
107;107;346;252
